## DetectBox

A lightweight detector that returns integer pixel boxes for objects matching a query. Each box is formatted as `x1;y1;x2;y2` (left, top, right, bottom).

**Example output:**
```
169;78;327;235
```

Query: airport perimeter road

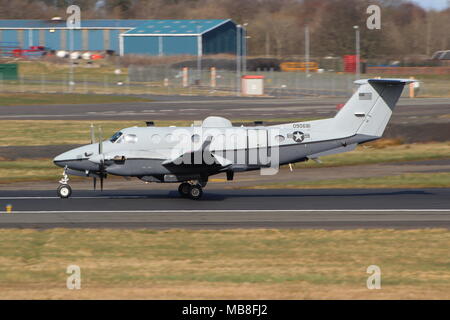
0;188;449;229
0;97;449;122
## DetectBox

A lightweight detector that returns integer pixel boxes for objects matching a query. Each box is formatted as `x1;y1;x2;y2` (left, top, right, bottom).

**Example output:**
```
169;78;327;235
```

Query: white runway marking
4;209;450;214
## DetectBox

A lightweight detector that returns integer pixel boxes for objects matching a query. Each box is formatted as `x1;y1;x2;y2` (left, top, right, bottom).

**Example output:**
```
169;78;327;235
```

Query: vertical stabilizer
334;79;414;138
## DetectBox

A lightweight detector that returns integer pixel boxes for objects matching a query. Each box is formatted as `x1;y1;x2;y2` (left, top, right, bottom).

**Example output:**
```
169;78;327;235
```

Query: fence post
409;76;415;98
182;67;188;87
210;67;216;89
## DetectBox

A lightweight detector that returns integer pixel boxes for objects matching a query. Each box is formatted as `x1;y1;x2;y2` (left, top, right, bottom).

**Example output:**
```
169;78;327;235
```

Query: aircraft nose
53;151;71;167
53;145;102;172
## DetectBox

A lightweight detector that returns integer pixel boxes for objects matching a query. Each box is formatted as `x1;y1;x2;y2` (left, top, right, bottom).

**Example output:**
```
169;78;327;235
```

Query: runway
1;96;449;123
0;188;449;229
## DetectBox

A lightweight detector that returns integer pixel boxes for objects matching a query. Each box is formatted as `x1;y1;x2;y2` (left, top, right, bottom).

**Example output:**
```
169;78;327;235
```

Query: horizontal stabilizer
308;143;357;159
354;78;417;85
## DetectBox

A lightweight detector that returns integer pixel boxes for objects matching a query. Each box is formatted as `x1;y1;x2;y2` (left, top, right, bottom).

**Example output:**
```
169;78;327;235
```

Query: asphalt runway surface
0;188;449;229
1;96;449;122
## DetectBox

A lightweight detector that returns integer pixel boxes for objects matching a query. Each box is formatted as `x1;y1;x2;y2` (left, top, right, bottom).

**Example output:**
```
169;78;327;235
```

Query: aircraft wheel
178;182;191;197
188;184;203;200
57;184;72;199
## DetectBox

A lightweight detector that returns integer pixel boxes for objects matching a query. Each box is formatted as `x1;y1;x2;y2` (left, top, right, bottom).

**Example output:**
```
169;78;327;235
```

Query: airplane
53;78;414;200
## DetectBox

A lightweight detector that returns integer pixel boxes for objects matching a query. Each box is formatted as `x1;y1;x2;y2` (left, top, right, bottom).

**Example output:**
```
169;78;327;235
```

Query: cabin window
123;134;138;144
191;134;200;143
151;134;161;144
275;135;285;143
165;133;174;142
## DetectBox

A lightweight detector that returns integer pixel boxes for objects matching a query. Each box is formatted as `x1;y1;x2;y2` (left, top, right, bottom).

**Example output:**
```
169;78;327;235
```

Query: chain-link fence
128;65;450;98
0;65;447;98
128;65;358;97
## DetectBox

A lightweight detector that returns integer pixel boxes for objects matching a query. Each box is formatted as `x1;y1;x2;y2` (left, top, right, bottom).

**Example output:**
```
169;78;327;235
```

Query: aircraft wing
162;137;232;167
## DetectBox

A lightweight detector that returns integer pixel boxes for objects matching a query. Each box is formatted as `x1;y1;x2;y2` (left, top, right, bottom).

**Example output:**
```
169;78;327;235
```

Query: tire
57;184;72;199
178;183;190;197
188;184;203;200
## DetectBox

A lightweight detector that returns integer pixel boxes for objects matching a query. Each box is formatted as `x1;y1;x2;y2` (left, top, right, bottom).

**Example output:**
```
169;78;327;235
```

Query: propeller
98;126;105;192
90;123;97;191
89;124;106;192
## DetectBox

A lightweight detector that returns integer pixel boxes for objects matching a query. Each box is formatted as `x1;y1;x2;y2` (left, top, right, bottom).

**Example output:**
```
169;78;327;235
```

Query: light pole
196;24;202;84
353;25;360;80
236;24;242;96
242;23;248;75
305;25;310;77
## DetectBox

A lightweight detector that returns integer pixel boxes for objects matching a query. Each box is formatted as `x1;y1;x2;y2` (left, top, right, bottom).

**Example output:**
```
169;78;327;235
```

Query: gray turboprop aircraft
54;78;413;199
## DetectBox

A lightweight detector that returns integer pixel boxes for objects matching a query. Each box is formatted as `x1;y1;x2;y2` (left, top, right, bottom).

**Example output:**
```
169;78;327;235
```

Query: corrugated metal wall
123;35;198;56
163;36;197;55
124;36;159;55
203;20;237;55
0;21;237;55
0;28;123;52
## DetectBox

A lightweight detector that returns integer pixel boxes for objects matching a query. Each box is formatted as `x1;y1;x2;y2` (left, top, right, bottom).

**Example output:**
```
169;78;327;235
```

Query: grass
364;73;450;98
0;120;148;146
0;119;318;146
3;61;449;97
0;228;448;299
296;141;450;168
1;141;449;184
17;60;129;82
0;93;151;106
0;118;449;151
246;172;450;189
0;159;60;184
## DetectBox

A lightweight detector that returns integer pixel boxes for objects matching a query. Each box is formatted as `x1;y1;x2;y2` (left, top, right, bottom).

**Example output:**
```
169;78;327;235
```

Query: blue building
121;19;237;56
0;19;239;56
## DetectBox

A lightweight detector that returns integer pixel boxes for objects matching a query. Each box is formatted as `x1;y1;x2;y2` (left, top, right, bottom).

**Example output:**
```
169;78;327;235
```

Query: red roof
242;75;264;79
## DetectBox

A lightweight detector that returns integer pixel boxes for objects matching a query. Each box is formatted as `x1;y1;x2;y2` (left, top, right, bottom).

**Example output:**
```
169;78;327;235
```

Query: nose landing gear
57;166;72;199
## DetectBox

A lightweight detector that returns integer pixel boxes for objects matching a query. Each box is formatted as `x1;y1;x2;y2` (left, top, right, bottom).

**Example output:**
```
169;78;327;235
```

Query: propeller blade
97;126;104;192
93;177;97;190
90;123;95;144
98;126;103;155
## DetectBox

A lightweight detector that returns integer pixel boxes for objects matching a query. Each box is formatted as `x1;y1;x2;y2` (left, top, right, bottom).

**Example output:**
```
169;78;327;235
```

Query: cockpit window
110;131;123;143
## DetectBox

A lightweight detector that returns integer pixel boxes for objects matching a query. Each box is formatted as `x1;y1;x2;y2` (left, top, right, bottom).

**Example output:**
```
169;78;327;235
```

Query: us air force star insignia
293;131;304;143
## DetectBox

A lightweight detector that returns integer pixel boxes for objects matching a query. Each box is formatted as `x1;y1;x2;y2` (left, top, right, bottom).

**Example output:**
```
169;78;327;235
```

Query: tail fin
334;79;415;138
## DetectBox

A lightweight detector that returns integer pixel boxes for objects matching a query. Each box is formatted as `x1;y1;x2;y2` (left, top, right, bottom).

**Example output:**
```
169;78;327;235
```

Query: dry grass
247;172;450;190
0;120;149;146
0;119;315;146
0;93;151;106
298;142;450;167
0;228;448;299
366;138;404;149
0;159;61;184
1;140;450;184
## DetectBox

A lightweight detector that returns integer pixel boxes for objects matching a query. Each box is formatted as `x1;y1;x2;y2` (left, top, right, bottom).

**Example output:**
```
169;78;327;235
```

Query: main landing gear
57;166;72;199
178;181;205;200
